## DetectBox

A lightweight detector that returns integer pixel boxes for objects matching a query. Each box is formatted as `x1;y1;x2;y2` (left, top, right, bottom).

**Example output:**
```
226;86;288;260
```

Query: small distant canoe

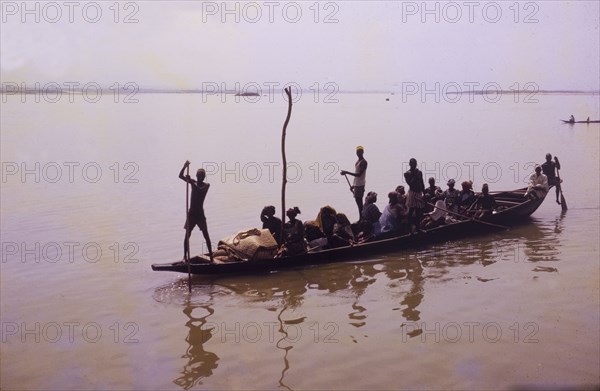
152;188;546;276
561;120;600;124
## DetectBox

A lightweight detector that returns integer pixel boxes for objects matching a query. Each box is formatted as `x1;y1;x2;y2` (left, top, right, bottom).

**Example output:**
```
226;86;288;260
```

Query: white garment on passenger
430;200;447;221
379;204;398;233
353;159;367;187
525;172;548;198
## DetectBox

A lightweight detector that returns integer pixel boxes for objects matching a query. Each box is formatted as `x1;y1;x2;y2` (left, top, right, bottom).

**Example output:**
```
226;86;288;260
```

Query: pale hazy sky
1;1;599;91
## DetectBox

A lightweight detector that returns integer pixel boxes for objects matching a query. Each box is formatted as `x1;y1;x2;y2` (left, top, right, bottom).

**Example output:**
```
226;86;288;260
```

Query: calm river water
1;91;599;390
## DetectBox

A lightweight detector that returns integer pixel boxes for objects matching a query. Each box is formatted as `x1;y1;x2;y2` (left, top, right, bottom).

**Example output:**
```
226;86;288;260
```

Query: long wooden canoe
561;120;600;124
151;188;546;276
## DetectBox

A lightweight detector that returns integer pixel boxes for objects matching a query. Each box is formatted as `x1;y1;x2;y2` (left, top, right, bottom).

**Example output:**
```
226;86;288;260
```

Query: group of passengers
261;204;360;257
258;152;562;256
181;151;562;263
260;175;499;257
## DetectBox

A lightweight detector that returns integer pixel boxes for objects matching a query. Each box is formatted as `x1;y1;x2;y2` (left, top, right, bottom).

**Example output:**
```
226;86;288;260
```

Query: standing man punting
179;160;214;263
541;153;562;205
341;146;368;218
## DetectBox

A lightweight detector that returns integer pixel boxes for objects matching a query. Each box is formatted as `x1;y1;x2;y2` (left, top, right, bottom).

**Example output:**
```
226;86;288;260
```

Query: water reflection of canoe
152;188;546;276
561;119;600;124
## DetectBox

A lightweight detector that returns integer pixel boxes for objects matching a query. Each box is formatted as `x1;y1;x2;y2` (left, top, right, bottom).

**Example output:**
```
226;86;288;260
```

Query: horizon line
1;86;599;95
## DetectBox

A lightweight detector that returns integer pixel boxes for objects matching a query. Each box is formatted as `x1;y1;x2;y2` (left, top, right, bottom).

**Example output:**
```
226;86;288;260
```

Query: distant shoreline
2;88;599;95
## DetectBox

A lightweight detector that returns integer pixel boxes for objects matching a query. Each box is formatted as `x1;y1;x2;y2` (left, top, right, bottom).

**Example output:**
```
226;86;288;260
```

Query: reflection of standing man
173;304;219;389
179;160;213;262
341;146;368;217
541;153;562;205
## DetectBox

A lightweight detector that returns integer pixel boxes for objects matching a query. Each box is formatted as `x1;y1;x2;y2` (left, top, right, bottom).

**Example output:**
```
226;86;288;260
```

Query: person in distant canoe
586;117;590;123
541;153;562;205
525;165;548;200
260;205;282;245
340;146;368;217
179;160;213;262
569;115;575;123
404;158;426;233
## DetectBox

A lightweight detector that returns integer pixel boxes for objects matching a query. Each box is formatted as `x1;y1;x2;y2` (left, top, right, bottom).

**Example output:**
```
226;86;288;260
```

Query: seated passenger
362;191;382;224
474;183;497;218
395;185;407;205
260;205;282;245
316;205;337;238
442;179;460;212
330;213;356;248
357;191;382;241
280;207;306;256
421;200;447;229
304;220;327;251
396;190;410;232
378;192;402;236
304;220;325;242
458;180;476;211
525;165;549;200
423;177;442;212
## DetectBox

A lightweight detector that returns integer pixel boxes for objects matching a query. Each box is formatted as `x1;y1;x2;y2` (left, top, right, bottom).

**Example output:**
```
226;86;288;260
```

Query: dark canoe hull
561;120;600;124
151;188;546;276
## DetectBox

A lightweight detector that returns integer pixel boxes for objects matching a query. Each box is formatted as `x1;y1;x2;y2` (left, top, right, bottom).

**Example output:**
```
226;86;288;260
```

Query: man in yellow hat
341;146;368;217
